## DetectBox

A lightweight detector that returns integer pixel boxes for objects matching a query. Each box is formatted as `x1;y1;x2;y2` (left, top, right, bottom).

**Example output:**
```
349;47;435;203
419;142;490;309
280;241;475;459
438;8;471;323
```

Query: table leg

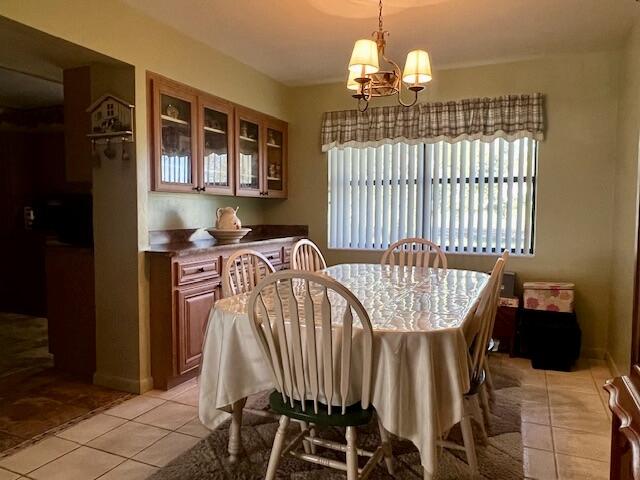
228;397;247;463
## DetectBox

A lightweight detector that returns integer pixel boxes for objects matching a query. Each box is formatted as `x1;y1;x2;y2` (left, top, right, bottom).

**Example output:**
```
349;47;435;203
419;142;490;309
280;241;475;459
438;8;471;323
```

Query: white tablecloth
199;263;489;475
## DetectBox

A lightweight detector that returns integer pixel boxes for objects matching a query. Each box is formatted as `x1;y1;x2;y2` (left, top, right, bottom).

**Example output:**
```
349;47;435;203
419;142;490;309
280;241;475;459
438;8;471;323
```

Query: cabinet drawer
176;257;220;285
261;248;283;267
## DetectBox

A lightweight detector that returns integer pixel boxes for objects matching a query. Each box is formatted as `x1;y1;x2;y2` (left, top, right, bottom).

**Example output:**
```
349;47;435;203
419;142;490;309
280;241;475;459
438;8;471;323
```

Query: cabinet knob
197;267;205;273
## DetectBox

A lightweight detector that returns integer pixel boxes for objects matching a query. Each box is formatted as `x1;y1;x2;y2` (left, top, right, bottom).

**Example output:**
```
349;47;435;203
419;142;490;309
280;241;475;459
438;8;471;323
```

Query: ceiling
123;0;639;86
0;68;63;109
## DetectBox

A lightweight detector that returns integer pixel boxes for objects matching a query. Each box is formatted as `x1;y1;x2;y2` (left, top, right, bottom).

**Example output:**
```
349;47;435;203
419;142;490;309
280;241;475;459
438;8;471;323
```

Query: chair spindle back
380;238;447;269
248;270;373;415
291;239;327;272
223;249;276;297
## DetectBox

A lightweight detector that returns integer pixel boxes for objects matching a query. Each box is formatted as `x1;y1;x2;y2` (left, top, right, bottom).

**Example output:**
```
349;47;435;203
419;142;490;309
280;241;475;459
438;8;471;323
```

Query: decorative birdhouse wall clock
86;94;134;160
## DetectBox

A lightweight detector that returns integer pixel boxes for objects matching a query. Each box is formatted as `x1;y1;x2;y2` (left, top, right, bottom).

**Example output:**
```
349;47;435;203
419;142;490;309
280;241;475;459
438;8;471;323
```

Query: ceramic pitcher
216;206;242;230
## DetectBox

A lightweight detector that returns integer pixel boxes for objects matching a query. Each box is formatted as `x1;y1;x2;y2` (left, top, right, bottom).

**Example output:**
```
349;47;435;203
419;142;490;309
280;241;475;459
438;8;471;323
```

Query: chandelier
347;0;432;112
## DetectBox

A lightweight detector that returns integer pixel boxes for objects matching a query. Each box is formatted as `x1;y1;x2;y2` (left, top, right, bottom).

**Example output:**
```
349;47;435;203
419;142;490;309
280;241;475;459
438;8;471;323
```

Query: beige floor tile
547;373;598;394
522;422;553;451
548;390;606;413
95;459;158;480
144;378;198;401
519;370;547;387
524;447;557;479
56;413;127;444
104;396;165;420
0;437;78;474
552;428;610;461
134;402;197;430
522;401;551;426
133;432;200;467
0;468;20;480
29;447;123;480
503;357;534;370
550;406;610;435
87;421;169;457
176;418;211;438
555;453;609;480
171;386;199;407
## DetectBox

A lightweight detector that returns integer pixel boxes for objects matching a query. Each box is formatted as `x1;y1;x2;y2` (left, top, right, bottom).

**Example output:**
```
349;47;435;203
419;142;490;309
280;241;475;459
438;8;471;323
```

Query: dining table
198;263;489;479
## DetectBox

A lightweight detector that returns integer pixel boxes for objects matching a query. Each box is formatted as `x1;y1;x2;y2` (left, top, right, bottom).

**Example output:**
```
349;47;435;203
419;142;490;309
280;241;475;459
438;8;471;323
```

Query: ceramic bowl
206;227;251;244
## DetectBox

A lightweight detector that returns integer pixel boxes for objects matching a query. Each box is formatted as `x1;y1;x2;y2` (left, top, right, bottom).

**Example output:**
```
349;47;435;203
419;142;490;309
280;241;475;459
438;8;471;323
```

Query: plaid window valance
321;93;545;151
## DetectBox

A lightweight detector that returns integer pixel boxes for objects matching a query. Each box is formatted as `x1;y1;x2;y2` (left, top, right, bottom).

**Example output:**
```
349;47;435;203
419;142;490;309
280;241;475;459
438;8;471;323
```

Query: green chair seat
269;390;374;427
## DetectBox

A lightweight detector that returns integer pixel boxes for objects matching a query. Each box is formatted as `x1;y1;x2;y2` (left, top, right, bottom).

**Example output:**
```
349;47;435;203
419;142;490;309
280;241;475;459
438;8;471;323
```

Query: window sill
327;247;535;258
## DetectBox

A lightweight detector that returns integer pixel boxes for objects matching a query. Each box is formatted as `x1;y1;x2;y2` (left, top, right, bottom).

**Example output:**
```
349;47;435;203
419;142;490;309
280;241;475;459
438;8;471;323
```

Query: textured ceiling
123;0;639;85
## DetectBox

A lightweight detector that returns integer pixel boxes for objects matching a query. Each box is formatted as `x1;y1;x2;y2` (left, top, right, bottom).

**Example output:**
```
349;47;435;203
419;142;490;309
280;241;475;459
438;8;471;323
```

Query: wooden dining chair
438;256;506;476
483;250;509;404
222;249;276;297
247;270;394;480
291;238;327;272
380;237;448;269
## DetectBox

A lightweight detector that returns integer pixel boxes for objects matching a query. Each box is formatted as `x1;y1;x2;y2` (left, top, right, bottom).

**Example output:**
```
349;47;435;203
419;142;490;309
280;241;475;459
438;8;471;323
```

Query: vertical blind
328;138;537;255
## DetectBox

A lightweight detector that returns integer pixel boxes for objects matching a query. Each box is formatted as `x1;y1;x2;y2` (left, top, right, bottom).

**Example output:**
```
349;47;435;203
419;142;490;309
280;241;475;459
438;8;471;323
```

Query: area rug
152;363;523;479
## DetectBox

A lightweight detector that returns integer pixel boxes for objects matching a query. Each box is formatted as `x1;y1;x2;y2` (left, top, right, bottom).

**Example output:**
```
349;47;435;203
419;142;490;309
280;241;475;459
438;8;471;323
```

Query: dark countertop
146;235;304;257
146;225;308;257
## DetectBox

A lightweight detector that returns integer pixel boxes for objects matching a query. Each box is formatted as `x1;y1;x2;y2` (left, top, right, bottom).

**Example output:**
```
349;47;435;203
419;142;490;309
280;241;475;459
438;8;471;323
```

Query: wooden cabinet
148;72;287;198
148;236;300;389
199;96;234;195
235;107;288;198
150;75;199;192
176;283;220;375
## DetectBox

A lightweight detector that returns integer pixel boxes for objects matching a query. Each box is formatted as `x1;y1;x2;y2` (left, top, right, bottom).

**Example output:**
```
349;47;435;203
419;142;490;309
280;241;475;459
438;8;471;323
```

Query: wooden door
150;74;199;193
198;95;235;195
235;107;263;197
263;118;288;198
176;282;220;375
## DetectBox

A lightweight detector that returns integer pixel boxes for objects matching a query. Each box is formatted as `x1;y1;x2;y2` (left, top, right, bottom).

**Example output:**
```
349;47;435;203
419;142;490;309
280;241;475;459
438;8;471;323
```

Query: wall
0;0;289;392
608;19;640;375
266;51;621;358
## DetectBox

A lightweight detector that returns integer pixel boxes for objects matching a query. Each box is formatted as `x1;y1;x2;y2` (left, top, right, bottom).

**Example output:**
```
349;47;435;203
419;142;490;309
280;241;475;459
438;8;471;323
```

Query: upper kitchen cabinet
148;73;287;198
263;118;287;198
199;95;234;196
235;107;262;197
235;107;288;198
149;75;198;192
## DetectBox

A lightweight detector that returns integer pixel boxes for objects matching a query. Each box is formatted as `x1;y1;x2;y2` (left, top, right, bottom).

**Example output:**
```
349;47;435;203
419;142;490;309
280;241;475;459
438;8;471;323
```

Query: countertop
146;225;308;257
146;234;304;257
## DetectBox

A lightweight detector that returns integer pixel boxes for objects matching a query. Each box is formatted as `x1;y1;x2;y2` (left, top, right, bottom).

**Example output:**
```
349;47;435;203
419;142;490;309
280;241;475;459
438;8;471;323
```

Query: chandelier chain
378;0;383;32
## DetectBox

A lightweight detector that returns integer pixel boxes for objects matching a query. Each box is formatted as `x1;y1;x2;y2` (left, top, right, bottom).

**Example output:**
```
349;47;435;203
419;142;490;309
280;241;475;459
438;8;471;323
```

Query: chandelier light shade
346;0;432;111
348;39;380;76
402;50;432;86
346;70;360;90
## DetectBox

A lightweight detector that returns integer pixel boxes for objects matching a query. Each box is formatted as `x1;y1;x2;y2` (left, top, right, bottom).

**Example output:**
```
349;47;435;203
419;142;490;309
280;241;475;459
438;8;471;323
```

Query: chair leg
266;415;290;480
468;395;487;443
485;361;495;401
308;424;317;454
460;413;479;477
228;397;247;463
299;421;314;454
479;384;491;429
377;417;395;476
346;426;358;480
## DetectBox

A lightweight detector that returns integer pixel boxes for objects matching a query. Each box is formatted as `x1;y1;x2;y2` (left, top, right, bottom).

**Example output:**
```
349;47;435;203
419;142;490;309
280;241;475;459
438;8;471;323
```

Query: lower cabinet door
176;282;220;375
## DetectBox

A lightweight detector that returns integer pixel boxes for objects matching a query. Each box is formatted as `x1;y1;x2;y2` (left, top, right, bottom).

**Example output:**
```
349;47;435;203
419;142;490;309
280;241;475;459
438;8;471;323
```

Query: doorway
0;18;133;455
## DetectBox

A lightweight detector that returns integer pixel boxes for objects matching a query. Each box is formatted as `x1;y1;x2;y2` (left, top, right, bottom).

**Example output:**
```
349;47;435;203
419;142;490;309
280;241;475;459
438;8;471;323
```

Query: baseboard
93;372;153;394
605;351;622;378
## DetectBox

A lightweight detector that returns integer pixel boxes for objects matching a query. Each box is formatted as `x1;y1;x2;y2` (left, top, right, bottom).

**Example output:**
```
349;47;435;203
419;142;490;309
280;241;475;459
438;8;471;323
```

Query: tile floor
0;313;129;454
0;357;614;480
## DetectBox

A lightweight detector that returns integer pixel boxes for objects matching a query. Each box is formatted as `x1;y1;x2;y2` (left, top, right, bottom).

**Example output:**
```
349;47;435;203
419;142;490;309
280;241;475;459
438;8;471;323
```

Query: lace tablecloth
199;263;489;476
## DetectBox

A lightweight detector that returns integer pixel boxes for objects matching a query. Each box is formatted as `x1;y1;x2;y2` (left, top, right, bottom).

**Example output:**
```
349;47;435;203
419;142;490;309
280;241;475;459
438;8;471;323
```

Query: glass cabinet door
158;93;197;189
200;100;233;195
236;112;262;196
264;121;287;198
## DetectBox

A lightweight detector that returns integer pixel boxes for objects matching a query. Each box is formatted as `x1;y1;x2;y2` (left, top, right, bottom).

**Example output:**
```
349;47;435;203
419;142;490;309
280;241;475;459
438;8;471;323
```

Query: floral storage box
523;282;575;313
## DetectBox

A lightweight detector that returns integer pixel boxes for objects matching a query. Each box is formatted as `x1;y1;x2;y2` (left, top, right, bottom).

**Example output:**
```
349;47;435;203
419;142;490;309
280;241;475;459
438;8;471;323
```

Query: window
327;138;538;255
